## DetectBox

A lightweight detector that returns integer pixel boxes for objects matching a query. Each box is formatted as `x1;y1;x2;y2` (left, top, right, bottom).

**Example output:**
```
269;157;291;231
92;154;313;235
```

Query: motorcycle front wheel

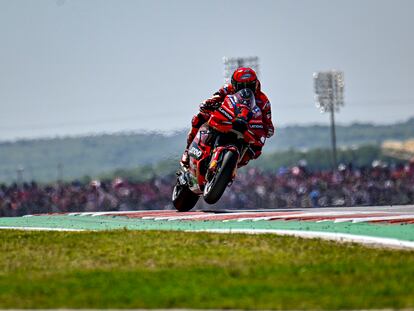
203;150;238;205
172;183;199;212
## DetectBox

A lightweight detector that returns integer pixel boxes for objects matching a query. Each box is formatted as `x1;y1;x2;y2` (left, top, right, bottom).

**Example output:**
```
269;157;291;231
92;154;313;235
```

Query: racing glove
233;116;248;133
200;95;222;112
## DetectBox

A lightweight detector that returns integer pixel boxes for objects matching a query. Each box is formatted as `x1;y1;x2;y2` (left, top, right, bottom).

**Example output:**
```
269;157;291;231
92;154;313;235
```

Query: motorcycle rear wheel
172;183;199;212
203;150;238;205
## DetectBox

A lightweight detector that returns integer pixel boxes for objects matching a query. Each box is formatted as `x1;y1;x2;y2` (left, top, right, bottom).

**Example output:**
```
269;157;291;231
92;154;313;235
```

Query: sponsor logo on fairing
229;96;237;107
189;146;203;159
218;107;233;120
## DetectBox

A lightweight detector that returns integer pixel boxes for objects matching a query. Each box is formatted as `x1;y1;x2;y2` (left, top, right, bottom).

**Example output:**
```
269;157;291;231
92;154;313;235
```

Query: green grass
0;230;413;309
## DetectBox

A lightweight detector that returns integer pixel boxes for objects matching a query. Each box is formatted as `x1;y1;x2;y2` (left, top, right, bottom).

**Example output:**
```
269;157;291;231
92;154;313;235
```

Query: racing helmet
231;67;258;92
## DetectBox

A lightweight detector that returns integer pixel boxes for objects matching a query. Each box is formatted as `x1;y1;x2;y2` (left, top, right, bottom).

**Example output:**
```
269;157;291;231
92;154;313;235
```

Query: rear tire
172;183;199;212
203;151;238;205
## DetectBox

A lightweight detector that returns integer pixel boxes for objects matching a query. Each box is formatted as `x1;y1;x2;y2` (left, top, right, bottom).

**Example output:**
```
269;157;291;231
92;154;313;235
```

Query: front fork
176;168;190;186
206;145;240;182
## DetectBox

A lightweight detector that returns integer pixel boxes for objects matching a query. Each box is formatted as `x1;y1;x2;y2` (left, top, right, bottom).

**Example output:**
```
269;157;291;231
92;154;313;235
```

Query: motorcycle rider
181;67;274;167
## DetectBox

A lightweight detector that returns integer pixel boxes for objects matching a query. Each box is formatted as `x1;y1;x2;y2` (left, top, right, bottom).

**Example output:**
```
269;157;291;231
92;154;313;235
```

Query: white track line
349;215;414;223
2;226;413;250
147;211;386;222
188;228;414;250
0;226;85;232
147;212;272;221
67;211;144;216
223;211;400;222
26;210;405;220
65;210;179;217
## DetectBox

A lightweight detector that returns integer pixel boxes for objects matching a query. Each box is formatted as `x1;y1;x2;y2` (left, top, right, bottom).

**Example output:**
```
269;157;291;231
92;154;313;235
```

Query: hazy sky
1;0;414;140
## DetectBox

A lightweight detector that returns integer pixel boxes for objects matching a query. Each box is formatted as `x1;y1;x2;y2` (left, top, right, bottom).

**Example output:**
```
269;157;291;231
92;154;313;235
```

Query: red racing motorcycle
172;88;266;212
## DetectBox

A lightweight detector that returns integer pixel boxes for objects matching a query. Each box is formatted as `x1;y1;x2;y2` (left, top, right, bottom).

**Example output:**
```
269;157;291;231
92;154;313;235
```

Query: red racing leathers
183;82;274;167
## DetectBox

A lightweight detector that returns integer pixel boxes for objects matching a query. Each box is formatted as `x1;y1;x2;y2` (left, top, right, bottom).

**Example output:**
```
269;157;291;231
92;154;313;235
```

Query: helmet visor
233;81;256;92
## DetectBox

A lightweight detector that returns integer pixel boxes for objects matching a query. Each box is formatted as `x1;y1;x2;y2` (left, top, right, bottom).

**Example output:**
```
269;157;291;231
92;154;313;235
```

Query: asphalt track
1;205;414;249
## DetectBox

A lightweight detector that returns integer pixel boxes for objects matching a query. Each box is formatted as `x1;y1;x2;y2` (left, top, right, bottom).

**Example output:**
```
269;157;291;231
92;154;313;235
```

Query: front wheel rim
203;175;216;196
172;185;181;201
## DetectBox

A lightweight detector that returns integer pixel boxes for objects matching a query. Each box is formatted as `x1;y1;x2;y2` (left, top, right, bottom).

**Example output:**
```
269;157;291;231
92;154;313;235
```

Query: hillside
0;132;186;183
270;117;414;150
1;118;414;183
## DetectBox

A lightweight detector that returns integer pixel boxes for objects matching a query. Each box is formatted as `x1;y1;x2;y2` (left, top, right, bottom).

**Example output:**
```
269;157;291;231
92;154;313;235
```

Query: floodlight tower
223;56;260;82
16;166;24;186
313;70;345;170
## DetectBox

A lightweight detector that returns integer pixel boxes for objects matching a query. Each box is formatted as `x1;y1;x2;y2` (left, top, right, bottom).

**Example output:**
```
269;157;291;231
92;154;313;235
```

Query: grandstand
382;139;414;160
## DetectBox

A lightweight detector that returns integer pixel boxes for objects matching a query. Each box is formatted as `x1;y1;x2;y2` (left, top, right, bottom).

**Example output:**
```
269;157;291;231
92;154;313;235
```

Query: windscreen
235;88;257;110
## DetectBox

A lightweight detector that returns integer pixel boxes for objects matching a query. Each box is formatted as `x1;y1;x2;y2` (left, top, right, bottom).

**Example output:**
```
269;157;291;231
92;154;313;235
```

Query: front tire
203;150;238;204
172;183;199;212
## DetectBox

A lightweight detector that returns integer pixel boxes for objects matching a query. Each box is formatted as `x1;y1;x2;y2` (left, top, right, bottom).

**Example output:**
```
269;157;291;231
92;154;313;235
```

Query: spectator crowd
1;161;414;217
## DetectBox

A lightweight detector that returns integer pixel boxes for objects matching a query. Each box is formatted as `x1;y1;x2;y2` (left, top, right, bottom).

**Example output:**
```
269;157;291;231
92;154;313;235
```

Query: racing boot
180;149;190;168
180;125;199;168
238;146;262;168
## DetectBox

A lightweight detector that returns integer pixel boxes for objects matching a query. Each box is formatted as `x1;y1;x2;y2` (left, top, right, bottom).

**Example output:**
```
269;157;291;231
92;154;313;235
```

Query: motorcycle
172;88;266;212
